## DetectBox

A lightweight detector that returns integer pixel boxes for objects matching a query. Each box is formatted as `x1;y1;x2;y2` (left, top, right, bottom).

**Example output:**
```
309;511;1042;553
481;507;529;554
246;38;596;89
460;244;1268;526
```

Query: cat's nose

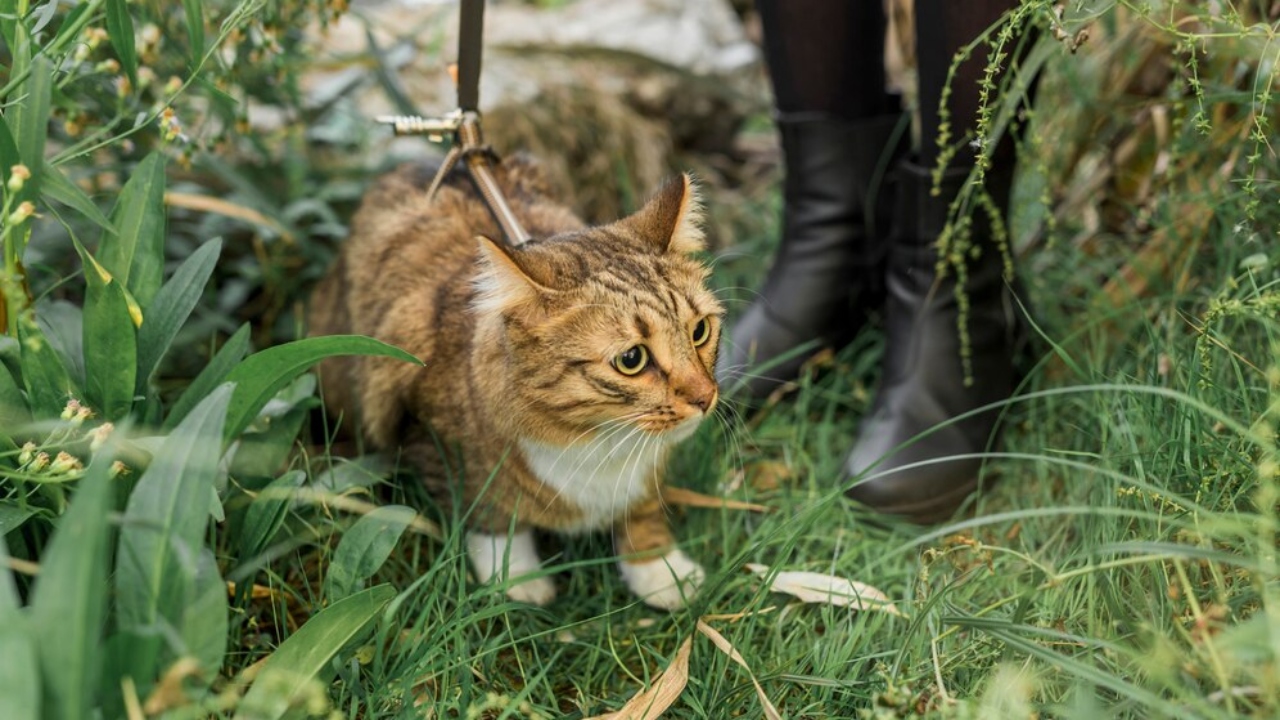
679;376;718;414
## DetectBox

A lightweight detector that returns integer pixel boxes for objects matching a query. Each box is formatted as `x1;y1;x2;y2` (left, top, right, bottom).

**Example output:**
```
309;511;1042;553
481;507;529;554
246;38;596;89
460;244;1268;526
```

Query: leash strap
378;0;532;246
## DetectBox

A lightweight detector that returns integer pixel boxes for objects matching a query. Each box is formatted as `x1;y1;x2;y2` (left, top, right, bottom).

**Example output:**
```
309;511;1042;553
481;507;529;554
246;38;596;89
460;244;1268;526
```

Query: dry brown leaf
142;657;202;715
662;486;771;513
695;620;782;720
745;563;905;617
744;460;794;492
587;635;693;720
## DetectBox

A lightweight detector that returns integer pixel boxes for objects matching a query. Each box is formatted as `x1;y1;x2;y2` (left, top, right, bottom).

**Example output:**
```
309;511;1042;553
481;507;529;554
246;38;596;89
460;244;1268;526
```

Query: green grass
3;0;1279;718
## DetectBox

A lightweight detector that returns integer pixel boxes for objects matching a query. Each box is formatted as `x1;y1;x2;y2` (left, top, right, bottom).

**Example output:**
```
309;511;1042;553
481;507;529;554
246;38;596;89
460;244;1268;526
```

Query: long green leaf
236;470;305;575
115;384;231;690
9;53;51;204
0;503;38;536
165;323;250;429
136;239;221;392
182;548;229;676
35;299;85;390
17;318;75;418
28;441;121;720
181;0;204;64
77;241;138;420
324;505;416;602
100;152;166;309
221;335;421;442
0;360;29;430
0;116;19;193
0;539;39;720
234;584;396;720
40;159;115;234
104;0;137;85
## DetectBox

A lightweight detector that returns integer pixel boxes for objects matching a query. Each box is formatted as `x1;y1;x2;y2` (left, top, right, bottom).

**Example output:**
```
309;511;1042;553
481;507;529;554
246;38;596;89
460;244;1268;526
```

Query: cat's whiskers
536;416;649;510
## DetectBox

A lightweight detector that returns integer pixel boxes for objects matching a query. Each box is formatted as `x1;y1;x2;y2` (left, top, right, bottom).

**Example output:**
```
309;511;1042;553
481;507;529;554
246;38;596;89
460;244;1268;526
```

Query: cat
308;156;722;610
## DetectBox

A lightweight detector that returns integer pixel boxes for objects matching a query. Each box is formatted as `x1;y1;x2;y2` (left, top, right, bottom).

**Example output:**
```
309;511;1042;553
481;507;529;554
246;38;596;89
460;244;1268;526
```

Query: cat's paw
467;529;554;605
506;574;557;606
619;548;704;611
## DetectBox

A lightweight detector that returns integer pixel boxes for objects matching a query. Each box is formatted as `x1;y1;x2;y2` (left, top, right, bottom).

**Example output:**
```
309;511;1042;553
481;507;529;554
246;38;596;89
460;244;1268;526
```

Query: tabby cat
308;157;721;610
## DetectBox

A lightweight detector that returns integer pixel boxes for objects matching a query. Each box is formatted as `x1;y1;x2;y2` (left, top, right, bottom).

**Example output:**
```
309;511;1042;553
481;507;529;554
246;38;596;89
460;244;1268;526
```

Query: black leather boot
720;113;905;398
844;157;1023;523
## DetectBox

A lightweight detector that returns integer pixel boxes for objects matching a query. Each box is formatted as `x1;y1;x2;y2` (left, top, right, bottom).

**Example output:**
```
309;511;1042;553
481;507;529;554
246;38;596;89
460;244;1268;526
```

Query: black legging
755;0;1018;167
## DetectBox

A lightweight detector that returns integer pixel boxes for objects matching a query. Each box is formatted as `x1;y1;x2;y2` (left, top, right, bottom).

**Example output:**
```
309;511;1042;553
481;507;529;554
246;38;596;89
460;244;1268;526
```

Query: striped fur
309;157;721;608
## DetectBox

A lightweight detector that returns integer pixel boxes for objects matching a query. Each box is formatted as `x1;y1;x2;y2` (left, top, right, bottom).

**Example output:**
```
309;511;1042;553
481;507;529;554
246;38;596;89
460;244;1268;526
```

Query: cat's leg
466;528;556;606
615;497;704;611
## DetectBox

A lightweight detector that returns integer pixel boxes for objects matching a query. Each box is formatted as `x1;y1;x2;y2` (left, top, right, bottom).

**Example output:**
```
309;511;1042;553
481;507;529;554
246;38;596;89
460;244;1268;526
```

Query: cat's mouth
653;415;703;443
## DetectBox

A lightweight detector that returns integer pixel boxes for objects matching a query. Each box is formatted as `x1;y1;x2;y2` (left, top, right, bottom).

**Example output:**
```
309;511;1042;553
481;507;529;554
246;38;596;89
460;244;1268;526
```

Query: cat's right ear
474;236;550;315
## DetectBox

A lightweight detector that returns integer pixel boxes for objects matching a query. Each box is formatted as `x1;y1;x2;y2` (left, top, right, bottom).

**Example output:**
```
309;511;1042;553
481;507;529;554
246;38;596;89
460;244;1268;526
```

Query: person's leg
720;0;908;398
844;0;1033;522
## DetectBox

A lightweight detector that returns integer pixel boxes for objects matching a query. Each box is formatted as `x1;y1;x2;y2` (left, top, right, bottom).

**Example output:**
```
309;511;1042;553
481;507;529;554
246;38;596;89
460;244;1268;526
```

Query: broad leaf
182;548;230;675
221;335;421;442
77;241;138;420
28;441;121;720
324;505;416;602
18;318;75;418
100;152;166;309
0;361;29;430
115;385;231;693
234;584;396;720
0;539;39;720
0;503;38;536
236;470;305;567
36;300;85;389
136;239;221;392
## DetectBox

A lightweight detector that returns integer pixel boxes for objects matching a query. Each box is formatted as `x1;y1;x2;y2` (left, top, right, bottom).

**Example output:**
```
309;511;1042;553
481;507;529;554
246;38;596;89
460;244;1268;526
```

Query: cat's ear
628;173;705;255
474;236;550;314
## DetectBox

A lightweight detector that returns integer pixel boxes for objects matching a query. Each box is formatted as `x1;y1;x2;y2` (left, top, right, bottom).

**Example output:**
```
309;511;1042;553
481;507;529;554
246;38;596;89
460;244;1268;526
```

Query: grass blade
165;322;250;429
0;539;39;720
234;584;397;720
104;0;138;85
135;238;221;393
220;335;421;442
28;440;122;720
100;152;166;309
115;384;231;691
181;0;205;66
323;504;416;602
77;241;138;420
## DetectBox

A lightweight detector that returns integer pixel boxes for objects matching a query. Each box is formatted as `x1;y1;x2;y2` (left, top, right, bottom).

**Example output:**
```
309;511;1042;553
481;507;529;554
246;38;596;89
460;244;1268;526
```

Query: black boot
843;158;1024;523
720;113;905;398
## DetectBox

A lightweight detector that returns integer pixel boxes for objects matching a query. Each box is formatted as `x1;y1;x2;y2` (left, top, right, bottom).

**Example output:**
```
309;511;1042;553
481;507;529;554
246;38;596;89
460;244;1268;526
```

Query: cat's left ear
629;173;705;256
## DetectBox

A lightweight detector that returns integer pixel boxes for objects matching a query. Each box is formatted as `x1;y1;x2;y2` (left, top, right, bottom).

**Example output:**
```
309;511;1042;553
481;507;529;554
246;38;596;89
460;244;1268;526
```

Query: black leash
377;0;532;246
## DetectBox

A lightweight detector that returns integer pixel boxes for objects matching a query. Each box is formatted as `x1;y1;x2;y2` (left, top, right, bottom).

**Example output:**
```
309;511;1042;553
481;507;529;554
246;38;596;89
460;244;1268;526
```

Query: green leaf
221;335;421;442
28;441;121;720
0;360;29;430
0;503;38;536
165;323;250;429
36;300;85;391
100;152;166;309
76;241;138;420
104;0;137;85
0;116;19;193
136;239;221;393
115;384;231;689
324;505;416;603
182;548;229;676
17;318;75;418
0;538;40;720
236;470;305;564
181;0;204;64
234;584;396;720
229;374;316;477
40;159;116;234
9;54;51;203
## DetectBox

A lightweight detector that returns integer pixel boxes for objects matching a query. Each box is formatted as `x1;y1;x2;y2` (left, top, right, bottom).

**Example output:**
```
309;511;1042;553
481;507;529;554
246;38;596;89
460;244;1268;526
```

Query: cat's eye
613;345;650;376
691;317;711;347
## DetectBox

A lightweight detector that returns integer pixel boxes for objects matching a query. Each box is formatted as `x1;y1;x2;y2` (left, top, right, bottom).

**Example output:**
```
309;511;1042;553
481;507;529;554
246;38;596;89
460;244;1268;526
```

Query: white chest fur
520;431;668;532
